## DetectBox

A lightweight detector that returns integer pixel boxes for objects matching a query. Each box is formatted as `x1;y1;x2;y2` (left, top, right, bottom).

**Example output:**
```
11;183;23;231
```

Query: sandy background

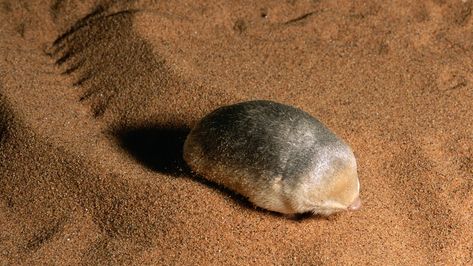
1;0;472;265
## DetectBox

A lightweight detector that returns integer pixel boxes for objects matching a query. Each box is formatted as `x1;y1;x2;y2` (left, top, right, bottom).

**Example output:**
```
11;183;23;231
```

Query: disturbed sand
1;0;472;265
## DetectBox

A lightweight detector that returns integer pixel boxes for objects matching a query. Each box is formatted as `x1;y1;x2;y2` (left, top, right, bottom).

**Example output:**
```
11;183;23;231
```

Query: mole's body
183;100;361;215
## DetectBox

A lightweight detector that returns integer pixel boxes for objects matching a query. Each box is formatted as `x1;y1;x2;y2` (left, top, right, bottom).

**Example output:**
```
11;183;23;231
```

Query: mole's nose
348;196;361;211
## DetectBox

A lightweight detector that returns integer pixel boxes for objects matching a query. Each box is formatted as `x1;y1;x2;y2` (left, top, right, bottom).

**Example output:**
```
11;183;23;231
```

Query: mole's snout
348;196;361;211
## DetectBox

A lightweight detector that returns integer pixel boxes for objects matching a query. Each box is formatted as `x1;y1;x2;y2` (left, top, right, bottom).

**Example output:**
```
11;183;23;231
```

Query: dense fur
184;100;360;215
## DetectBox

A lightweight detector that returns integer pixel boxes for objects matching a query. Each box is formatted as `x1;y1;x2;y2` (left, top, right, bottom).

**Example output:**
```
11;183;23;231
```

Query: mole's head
301;152;361;216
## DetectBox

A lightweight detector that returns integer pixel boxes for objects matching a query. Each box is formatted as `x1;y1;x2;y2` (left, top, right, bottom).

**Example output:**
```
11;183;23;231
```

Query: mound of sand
1;0;472;264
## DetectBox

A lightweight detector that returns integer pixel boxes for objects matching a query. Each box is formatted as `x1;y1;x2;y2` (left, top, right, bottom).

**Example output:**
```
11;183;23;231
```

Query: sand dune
1;0;472;265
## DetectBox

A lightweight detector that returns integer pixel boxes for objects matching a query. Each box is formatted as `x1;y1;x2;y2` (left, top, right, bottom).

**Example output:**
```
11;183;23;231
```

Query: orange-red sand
1;0;472;264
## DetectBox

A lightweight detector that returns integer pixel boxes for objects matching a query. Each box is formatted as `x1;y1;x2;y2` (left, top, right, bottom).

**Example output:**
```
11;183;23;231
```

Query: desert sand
1;0;472;265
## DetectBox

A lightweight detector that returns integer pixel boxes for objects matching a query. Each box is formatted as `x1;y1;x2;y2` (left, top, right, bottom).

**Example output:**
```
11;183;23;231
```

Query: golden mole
183;100;361;216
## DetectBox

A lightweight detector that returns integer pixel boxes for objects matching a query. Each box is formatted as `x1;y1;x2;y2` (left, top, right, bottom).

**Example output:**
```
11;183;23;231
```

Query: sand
0;0;472;265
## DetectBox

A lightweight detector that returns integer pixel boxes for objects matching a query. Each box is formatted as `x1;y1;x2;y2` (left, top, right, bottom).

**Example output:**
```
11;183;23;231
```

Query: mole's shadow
114;125;327;221
115;125;191;176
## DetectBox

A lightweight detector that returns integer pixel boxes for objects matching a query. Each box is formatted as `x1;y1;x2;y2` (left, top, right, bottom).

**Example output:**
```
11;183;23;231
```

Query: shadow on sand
114;125;191;176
